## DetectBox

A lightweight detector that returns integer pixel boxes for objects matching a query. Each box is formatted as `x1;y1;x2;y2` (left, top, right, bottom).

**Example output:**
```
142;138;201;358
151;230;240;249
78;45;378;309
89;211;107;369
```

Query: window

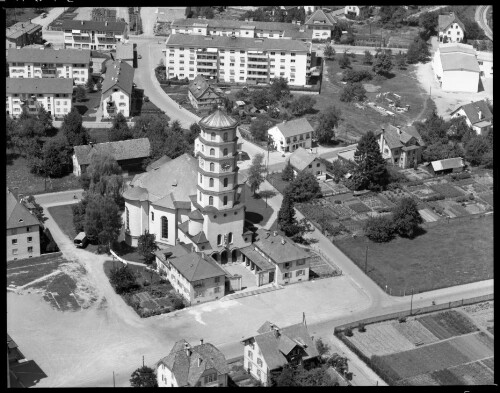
228;232;233;243
210;148;215;156
317;163;320;167
214;287;220;293
215;276;220;283
283;272;291;279
11;239;17;245
27;237;32;243
199;192;202;201
308;164;312;168
284;262;291;269
223;148;228;156
248;363;252;371
223;132;228;141
12;249;18;255
205;373;217;383
209;178;214;187
211;132;216;140
217;234;222;245
27;226;31;232
195;291;204;298
200;174;203;183
210;162;215;171
257;358;263;367
161;216;168;239
297;259;305;266
248;350;253;359
223;196;228;205
257;369;261;378
223;178;228;187
28;246;33;253
209;196;214;206
296;269;305;276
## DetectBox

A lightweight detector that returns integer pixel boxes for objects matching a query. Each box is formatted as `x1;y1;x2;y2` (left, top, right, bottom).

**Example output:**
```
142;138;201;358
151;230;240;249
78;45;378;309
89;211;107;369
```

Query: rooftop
188;75;223;101
288;146;320;171
6;77;73;95
6;21;42;40
172;17;306;33
7;48;91;64
146;155;171;171
101;60;135;97
451;100;493;125
254;228;310;264
199;109;239;129
305;9;338;26
169;252;226;282
59;19;127;33
7;189;41;230
440;51;480;73
238;246;275;271
431;157;465;171
375;124;425;149
272;117;314;138
115;42;134;60
438;12;465;32
73;138;151;166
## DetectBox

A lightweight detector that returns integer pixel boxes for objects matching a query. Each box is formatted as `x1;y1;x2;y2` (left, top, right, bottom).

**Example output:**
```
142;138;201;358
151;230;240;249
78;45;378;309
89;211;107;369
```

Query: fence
7;251;63;266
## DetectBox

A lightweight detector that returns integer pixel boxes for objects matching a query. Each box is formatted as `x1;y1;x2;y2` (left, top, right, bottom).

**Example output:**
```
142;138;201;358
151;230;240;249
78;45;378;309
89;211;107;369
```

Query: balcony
248;58;268;63
197;55;217;61
247;64;268;70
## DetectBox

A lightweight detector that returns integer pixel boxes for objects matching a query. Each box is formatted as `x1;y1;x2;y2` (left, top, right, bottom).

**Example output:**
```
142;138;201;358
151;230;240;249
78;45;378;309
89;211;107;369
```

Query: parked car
74;232;89;248
41;13;48;18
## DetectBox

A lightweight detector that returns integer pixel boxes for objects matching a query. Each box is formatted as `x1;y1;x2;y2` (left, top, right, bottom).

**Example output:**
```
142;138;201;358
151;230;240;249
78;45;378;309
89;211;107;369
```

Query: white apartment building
60;20;127;51
164;34;311;86
6;78;73;118
7;48;91;85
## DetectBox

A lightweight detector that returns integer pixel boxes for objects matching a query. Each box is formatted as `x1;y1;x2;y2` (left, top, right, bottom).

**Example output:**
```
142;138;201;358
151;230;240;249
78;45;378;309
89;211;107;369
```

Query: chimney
89;141;94;147
200;338;204;345
396;125;401;135
184;342;191;357
478;110;483;120
273;231;277;236
105;21;108;26
281;237;285;245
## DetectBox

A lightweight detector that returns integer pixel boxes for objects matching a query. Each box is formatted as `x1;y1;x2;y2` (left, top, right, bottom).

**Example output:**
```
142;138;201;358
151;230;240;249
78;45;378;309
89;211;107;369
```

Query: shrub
398;317;407;323
143;280;150;287
334;200;342;204
424;194;445;202
172;296;185;310
468;193;474;200
455;195;468;203
364;216;395;243
344;327;353;337
358;323;366;332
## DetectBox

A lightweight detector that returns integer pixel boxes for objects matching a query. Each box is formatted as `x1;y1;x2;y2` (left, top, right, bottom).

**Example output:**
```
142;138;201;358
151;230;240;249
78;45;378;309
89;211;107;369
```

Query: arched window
223;148;228;156
161;216;168;239
151;212;154;221
223;132;228;141
199;174;203;183
201;144;204;152
217;234;222;245
210;162;214;171
199;191;202;201
210;148;215;156
209;178;214;187
223;178;228;187
228;232;233;244
209;196;214;205
126;207;129;230
211;132;216;141
223;196;228;205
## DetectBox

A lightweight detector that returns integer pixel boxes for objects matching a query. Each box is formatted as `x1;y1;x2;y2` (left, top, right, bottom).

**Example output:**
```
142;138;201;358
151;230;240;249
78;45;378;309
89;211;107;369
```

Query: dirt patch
363;83;381;93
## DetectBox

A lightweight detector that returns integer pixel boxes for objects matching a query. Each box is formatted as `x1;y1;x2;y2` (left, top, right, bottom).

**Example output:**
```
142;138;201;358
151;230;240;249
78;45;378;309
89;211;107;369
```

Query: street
475;5;493;41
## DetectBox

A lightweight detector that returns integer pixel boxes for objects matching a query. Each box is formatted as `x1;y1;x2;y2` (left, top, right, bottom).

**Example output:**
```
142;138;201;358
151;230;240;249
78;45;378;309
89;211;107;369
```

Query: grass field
334;214;493;295
7;254;68;288
75;90;102;121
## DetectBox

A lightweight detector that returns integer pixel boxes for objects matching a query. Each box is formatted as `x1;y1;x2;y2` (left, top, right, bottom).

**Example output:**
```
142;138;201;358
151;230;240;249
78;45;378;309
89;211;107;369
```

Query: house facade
156;339;229;387
188;75;224;112
432;43;480;93
6;78;73;118
476;51;493;78
7;189;41;262
375;124;425;168
288;146;327;179
304;9;337;40
438;12;465;43
267;118;314;153
6;21;43;49
450;100;493;136
101;60;134;118
241;321;319;386
60;20;127;50
344;6;368;18
7;48;91;85
164;34;311;86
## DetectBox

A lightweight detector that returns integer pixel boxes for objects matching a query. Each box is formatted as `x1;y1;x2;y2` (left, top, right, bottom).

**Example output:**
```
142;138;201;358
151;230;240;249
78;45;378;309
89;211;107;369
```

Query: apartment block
7;48;91;85
60;20;127;50
6;78;73;118
6;21;43;49
164;34;311;86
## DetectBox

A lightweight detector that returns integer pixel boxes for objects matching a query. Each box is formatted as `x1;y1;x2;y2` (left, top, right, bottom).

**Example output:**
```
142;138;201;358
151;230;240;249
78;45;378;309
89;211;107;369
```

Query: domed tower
191;109;249;260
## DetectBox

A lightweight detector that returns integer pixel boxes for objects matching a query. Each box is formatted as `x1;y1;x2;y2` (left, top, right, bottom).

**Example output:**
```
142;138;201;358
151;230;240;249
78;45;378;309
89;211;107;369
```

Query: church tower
188;110;249;263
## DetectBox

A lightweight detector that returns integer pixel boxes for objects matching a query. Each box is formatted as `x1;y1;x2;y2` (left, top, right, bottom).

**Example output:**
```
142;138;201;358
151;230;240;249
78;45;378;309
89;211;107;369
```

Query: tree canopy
84;194;122;247
109;112;132;142
315;106;341;144
339;82;366;103
137;231;159;265
353;131;389;191
286;170;322;203
278;189;300;238
289;95;316;116
372;52;393;76
392;197;423;238
247;153;266;195
62;108;90;147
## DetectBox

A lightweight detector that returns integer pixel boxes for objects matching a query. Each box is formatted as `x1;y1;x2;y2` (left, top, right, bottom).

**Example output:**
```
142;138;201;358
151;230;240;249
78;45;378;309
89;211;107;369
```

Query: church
122;109;251;264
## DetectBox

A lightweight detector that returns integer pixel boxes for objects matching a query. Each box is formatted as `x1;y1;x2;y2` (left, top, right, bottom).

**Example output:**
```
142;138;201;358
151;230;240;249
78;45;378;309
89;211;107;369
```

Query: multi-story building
438;12;466;43
156;339;229;387
6;78;73;118
241;321;319;386
375;123;425;169
7;189;42;262
188;75;224;113
164;34;311;86
114;42;134;68
170;18;312;42
476;51;493;78
101;60;134;118
7;48;91;85
267;118;314;153
60;20;127;50
6;21;43;49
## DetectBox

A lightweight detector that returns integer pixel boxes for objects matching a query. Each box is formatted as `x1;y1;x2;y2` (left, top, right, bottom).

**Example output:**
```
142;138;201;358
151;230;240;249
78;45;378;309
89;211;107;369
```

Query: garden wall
7;251;63;266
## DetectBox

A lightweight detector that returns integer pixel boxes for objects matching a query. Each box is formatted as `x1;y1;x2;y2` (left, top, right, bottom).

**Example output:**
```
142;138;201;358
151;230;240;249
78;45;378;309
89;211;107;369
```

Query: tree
157;121;190;160
395;52;407;70
354;131;389;191
339;82;366;102
249;117;269;141
84;194;122;247
281;161;295;181
247;153;266;195
137;231;159;265
465;136;490;166
287;170;322;203
75;85;87;102
37;105;53;132
72;197;88;233
372;52;393;76
186;122;201;145
342;69;372;83
269;77;290;102
422;141;463;162
40;136;72;178
332;25;342;42
363;50;373;65
277;189;300;237
338;52;351;69
406;37;431;64
110;265;139;294
249;88;271;109
364;216;395;242
289;95;316;116
109;112;132;142
85;78;95;92
315;338;330;356
25;195;47;224
392;197;423;238
418;12;438;40
185;6;192;18
315;106;341;144
61;108;89;147
323;44;335;60
272;364;299;387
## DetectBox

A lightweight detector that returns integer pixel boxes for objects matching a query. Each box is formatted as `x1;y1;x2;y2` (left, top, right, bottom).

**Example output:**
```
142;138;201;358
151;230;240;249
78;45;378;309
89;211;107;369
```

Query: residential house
241;321;319;386
7;188;41;262
114;42;134;68
164;34;311;86
156;339;229;387
6;21;43;49
267;118;314;153
287;146;326;179
7;48;91;84
344;6;368;18
8;334;47;388
450;100;493;136
375;123;425;168
155;244;226;305
188;75;224;112
6;77;73;119
60;20;127;50
239;229;311;287
304;9;338;41
336;146;358;164
72;138;151;176
432;43;480;93
438;12;466;43
430;157;465;175
476;51;493;78
101;60;134;118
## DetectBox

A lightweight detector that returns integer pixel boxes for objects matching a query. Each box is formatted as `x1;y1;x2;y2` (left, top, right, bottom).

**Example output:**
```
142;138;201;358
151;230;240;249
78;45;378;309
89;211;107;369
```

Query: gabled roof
288;146;320;171
146;155;171;171
168;252;225;282
238;246;275;271
115;42;134;60
188;209;204;221
157;340;229;387
438;12;465;33
101;60;135;97
439;43;476;55
172;17;306;34
73;138;151;166
254;228;310;264
431;157;464;171
272;118;314;138
7;48;91;64
7;189;41;229
154;244;192;263
59;19;127;34
188;75;223;101
6;21;42;40
375;124;425;150
451;100;493;125
305;9;337;26
6;78;73;95
199;109;238;129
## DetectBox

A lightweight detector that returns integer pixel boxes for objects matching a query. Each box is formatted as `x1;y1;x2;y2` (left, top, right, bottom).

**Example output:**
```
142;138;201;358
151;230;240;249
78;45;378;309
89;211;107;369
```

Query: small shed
430;157;465;175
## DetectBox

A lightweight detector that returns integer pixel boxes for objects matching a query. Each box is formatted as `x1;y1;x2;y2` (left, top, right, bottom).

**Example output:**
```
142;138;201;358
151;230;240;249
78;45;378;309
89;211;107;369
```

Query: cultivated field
461;301;494;334
417;310;479;340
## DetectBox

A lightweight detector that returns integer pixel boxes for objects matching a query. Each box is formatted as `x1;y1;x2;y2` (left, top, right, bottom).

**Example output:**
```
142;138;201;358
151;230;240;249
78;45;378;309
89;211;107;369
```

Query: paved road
476;5;493;41
30;7;65;30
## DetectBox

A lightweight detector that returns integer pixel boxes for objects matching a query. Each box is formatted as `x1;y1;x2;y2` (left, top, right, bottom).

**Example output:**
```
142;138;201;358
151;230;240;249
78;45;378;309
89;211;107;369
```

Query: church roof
199;109;239;129
188;209;204;221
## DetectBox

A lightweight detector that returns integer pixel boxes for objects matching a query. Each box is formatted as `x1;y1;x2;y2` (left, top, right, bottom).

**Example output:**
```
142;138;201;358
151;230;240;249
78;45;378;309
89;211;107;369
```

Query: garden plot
397;373;440;386
478;192;493;208
359;194;389;210
448;360;494;385
458;182;490;197
391;319;439;346
352;213;370;222
434;200;468;218
418;208;439;222
329;203;357;218
428;183;465;199
345;200;372;214
325;182;351;195
417;310;479;340
448;332;494;361
473;173;493;186
405;184;441;200
319;181;336;196
380;188;413;204
326;193;356;204
461;301;494;332
430;368;464;385
346;322;415;357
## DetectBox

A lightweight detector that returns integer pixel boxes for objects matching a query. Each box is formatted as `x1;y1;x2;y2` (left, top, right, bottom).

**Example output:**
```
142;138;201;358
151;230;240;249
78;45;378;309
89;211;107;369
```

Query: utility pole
410;288;414;315
364;245;368;273
142;355;144;368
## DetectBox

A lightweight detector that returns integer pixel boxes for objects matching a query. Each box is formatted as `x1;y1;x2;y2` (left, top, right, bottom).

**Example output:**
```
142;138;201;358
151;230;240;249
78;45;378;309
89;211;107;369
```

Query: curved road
476;5;493;41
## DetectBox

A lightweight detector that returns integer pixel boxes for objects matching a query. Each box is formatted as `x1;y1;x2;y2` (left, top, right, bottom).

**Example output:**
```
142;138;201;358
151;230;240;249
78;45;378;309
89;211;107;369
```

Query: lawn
334;214;493;295
75;90;102;121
